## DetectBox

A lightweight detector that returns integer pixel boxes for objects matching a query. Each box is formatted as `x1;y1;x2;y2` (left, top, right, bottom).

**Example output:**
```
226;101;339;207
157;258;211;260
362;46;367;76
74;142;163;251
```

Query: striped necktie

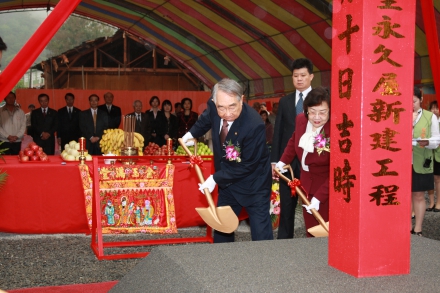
296;92;303;115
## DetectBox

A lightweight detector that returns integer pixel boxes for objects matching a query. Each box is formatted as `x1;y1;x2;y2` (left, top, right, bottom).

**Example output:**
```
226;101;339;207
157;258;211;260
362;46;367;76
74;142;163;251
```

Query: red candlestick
79;137;86;151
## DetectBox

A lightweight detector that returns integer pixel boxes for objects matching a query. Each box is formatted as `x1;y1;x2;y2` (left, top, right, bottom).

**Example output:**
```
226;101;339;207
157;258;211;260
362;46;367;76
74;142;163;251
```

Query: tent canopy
0;0;438;98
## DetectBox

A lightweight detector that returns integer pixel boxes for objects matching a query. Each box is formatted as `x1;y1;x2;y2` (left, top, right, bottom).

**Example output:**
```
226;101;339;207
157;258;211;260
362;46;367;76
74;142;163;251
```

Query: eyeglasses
308;108;329;118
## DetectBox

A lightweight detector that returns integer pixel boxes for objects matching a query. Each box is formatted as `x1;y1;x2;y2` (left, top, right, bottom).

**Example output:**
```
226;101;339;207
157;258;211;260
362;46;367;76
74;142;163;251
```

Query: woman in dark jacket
146;96;166;146
161;100;178;147
177;97;199;138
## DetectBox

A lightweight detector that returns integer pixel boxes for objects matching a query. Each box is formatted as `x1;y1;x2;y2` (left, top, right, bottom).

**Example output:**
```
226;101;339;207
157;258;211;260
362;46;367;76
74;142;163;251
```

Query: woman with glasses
275;87;331;237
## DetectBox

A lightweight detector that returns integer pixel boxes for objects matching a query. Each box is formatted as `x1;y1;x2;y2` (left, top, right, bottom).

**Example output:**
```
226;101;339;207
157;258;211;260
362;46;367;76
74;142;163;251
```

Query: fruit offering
99;128;144;155
143;142;175;155
61;140;92;161
175;142;213;156
19;142;49;162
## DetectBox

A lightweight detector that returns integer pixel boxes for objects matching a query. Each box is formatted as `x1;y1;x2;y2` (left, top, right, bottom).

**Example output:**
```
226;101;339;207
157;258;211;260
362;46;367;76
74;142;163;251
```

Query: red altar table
0;156;215;234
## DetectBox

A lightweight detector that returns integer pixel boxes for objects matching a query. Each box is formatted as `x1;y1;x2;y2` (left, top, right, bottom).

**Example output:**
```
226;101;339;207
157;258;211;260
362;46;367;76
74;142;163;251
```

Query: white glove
182;132;194;146
198;175;216;195
275;161;287;173
302;197;320;214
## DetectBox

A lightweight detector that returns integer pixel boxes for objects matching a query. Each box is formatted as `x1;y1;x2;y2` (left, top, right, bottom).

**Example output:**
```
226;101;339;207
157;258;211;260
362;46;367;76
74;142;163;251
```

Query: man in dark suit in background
79;94;108;155
31;93;58;155
182;78;273;243
57;92;81;149
271;58;314;239
126;100;151;148
98;92;121;130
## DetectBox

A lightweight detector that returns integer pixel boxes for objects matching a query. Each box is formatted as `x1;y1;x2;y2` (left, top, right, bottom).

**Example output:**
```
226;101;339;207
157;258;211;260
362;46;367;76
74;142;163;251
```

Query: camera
423;158;432;168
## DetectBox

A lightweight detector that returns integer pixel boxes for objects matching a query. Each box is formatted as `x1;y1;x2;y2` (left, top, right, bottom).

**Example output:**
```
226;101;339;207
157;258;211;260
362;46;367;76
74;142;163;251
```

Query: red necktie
43;108;46;117
220;119;229;145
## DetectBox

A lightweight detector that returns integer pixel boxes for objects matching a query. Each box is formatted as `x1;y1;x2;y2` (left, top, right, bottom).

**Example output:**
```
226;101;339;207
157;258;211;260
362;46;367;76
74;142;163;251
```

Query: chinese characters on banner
329;0;415;277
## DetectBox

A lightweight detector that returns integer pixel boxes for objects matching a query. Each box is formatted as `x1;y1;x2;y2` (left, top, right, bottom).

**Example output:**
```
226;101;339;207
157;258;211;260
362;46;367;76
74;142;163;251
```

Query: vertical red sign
329;0;415;277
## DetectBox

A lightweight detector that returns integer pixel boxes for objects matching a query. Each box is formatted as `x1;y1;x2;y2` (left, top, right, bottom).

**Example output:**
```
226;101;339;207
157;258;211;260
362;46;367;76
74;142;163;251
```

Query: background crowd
0;91;203;156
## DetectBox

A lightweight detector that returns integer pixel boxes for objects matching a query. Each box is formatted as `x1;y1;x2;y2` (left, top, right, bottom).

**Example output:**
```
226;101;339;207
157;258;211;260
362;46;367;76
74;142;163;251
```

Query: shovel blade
307;221;330;237
196;206;239;233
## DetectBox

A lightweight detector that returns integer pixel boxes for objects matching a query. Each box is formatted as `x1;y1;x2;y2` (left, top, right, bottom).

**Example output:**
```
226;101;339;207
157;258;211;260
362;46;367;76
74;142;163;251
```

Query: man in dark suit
98;92;121;130
126;100;151;148
57;92;81;149
271;58;314;239
182;78;273;243
31;93;58;155
79;94;109;155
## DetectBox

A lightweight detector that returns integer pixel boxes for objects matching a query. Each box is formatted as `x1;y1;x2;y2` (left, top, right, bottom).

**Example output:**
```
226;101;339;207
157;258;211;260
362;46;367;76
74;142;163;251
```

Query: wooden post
329;0;415;277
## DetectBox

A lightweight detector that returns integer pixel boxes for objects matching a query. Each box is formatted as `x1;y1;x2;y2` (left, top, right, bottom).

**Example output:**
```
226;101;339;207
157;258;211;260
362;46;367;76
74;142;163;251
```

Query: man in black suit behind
271;58;314;239
57;92;81;149
126;100;151;148
31;93;58;155
98;92;121;130
79;94;109;155
182;78;273;243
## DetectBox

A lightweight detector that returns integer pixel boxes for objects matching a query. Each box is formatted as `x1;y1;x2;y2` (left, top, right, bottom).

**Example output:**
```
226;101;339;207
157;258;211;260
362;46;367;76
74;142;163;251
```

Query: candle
79;137;86;151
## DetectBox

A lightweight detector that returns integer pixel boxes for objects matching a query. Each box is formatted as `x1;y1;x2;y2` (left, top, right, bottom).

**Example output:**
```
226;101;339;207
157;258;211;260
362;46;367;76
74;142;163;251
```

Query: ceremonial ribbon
288;179;301;197
188;155;204;169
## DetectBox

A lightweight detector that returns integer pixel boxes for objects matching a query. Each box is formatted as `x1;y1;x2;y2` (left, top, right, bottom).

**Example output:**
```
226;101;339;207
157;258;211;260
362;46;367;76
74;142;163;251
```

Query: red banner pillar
0;0;81;99
329;0;415;277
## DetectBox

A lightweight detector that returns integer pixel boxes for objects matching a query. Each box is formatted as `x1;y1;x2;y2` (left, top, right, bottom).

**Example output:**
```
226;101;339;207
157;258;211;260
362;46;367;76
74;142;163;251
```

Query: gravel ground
1;201;439;291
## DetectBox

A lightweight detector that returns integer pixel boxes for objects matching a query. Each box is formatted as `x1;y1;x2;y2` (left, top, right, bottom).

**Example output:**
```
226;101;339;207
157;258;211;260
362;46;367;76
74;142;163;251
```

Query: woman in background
146;96;166;146
177;97;198;138
161;100;178;147
411;87;439;236
260;110;273;150
426;100;440;212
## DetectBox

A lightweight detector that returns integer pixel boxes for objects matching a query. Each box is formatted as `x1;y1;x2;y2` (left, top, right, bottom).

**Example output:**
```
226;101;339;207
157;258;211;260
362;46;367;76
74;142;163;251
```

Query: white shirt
0;106;26;142
412;109;440;149
298;121;324;172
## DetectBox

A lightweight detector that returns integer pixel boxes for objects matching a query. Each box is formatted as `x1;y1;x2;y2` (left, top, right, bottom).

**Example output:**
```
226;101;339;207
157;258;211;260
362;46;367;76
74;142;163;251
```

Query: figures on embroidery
142;199;154;225
104;200;115;225
135;206;142;224
118;197;129;225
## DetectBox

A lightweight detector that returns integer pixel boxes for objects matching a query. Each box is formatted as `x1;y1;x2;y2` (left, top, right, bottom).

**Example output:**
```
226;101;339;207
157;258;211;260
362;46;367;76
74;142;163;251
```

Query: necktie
107;106;111;113
93;110;97;132
220;119;229;145
296;92;303;115
43;108;46;117
68;108;71;119
137;114;141;122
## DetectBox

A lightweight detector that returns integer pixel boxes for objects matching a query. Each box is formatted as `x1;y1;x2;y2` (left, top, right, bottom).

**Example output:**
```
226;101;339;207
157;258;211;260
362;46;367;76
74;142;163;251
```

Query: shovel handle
274;165;329;233
177;138;217;207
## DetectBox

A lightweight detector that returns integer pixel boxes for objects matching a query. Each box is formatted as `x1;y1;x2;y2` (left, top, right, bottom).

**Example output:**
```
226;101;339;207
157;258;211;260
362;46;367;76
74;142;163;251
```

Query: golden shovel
178;138;239;233
274;165;329;237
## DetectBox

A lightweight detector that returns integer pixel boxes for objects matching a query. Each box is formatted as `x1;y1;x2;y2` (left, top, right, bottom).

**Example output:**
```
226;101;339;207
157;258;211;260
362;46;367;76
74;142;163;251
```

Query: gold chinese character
373;73;402;96
369;184;400;206
373;44;402;67
339;68;353;99
367;99;405;124
338;14;360;54
372;158;398;177
334;159;356;203
373;15;404;39
370;127;401;152
377;0;402;10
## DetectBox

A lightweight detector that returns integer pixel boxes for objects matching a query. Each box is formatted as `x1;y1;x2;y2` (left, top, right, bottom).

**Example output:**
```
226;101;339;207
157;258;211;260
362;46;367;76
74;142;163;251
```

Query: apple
35;150;44;156
18;151;23;157
20;155;29;162
31;155;39;161
24;149;34;157
40;154;49;161
30;144;39;152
